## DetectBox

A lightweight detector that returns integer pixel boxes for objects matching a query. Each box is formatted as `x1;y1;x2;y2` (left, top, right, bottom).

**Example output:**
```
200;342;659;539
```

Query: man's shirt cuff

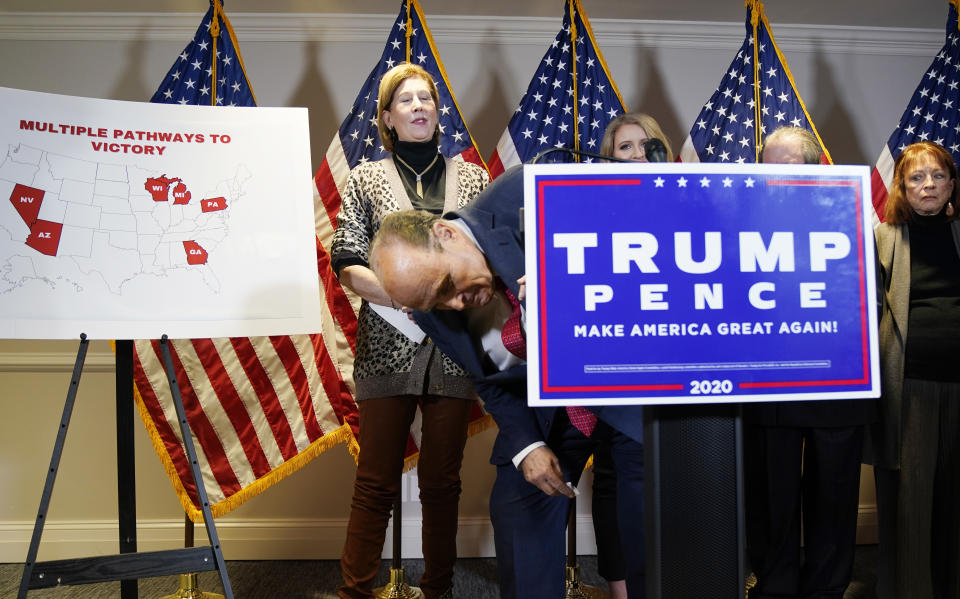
512;441;546;469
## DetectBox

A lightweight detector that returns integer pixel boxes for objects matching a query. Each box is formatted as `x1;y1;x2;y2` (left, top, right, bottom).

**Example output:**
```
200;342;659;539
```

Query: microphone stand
530;147;625;164
530;138;668;164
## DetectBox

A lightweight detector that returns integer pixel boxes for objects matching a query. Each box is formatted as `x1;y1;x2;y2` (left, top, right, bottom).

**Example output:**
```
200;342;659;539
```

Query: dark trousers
875;378;960;599
489;413;645;599
744;424;864;599
339;395;472;599
592;439;627;582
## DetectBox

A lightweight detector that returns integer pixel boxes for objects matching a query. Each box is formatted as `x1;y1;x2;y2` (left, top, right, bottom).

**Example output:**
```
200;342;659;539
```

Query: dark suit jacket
413;165;642;466
741;397;876;428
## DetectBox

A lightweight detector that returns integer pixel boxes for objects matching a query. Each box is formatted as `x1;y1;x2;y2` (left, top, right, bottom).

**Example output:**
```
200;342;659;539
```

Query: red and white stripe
488;130;521;180
132;151;361;518
677;136;702;163
870;145;895;226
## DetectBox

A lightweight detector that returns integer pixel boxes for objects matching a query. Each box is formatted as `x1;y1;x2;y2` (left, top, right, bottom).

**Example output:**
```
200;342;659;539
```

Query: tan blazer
872;219;960;469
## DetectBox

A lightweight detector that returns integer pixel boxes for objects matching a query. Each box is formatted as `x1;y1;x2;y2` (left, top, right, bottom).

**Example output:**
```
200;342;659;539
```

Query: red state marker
183;240;208;265
172;181;192;205
9;183;44;226
144;175;179;202
26;220;63;256
201;197;227;212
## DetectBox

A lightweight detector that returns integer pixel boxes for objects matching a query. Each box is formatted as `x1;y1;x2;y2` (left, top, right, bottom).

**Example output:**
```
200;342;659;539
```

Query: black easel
17;335;235;599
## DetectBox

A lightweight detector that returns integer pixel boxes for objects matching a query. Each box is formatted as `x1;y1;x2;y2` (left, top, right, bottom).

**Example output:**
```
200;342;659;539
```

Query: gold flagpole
748;0;762;162
405;0;414;63
375;5;422;594
210;0;221;107
569;0;580;158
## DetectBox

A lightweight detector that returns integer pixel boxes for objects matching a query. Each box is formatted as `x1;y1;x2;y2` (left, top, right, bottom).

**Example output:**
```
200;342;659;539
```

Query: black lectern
644;404;745;599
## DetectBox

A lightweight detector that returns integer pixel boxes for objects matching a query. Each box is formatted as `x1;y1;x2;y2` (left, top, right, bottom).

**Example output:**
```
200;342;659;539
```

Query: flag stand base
159;573;226;599
564;565;609;599
564;493;608;599
158;514;227;599
373;568;423;599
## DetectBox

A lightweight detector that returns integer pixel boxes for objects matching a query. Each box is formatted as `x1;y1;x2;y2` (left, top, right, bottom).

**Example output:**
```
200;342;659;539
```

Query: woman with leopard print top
330;63;488;599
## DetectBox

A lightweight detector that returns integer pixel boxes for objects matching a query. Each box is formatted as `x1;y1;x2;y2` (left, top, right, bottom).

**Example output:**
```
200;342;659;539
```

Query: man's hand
518;446;575;497
517;275;527;302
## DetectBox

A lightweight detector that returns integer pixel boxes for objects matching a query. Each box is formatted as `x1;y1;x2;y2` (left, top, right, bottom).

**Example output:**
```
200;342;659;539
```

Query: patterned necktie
496;277;525;360
495;277;596;437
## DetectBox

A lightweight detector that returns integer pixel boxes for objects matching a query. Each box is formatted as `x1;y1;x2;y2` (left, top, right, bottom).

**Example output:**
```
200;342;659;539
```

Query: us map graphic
0;143;249;295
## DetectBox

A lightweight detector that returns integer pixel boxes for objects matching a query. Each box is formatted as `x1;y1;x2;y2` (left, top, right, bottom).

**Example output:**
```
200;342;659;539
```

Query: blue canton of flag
872;0;960;219
679;0;827;164
489;0;625;177
150;0;255;107
334;0;483;169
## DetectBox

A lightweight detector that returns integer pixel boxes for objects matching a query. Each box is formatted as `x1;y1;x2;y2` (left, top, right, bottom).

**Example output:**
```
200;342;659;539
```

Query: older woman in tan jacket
873;141;960;599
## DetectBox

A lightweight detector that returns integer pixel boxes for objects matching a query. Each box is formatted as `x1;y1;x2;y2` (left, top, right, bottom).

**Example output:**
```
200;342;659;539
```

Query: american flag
313;0;492;466
135;0;356;520
678;0;831;165
487;0;626;178
149;0;255;107
872;0;960;221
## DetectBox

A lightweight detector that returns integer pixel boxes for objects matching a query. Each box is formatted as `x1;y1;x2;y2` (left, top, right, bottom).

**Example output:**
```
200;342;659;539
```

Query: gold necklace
394;152;440;198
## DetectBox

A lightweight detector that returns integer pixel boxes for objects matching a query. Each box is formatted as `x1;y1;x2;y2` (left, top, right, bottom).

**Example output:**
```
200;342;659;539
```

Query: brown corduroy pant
338;395;472;599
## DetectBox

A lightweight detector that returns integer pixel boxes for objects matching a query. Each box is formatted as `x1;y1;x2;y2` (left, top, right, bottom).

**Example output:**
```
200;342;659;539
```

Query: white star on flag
678;0;830;166
487;0;626;177
871;0;960;222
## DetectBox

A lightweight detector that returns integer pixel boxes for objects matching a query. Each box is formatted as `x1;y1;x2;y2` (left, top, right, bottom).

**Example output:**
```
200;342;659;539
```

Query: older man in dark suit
743;127;877;599
368;166;645;599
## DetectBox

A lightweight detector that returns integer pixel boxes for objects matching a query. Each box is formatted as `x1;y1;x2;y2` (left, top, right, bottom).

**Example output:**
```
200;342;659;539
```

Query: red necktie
495;278;596;437
497;277;526;360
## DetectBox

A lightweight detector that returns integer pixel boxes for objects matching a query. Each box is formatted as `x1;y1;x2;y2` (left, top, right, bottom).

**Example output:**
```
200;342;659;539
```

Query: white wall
0;5;934;560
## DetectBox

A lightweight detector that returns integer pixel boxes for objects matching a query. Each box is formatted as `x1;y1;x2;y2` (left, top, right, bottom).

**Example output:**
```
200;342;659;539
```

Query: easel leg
17;335;89;599
159;336;235;599
115;339;138;599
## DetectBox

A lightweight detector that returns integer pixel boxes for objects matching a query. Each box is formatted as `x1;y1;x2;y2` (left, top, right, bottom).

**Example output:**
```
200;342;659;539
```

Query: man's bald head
371;210;496;312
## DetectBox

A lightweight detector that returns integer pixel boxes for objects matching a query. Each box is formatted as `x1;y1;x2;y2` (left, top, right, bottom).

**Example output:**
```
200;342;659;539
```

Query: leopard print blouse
331;156;488;401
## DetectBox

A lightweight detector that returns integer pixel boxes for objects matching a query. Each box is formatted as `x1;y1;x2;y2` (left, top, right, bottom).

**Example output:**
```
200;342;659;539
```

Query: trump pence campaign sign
523;162;880;406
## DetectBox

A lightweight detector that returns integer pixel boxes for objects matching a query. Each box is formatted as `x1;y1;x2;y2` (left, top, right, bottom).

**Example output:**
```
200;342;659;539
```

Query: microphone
642;138;668;163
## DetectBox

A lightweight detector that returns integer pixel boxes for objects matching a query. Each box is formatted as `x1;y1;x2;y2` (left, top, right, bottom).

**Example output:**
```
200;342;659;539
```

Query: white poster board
0;86;322;340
